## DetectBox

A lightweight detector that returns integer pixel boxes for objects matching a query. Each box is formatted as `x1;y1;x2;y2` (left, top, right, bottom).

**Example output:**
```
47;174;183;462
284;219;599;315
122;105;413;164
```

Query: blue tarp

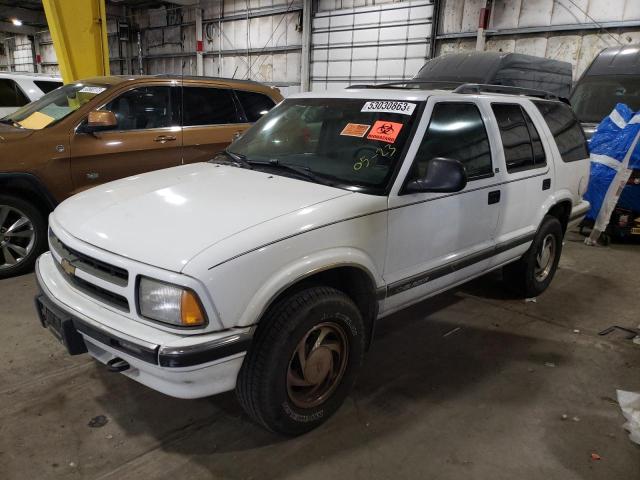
584;103;640;220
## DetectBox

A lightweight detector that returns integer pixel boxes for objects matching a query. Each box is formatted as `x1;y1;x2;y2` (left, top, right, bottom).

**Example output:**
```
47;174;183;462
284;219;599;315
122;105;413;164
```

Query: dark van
570;44;640;138
413;51;573;98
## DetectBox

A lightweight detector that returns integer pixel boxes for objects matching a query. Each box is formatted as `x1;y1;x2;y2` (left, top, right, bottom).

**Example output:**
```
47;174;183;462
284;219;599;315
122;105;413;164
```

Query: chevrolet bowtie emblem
61;258;76;277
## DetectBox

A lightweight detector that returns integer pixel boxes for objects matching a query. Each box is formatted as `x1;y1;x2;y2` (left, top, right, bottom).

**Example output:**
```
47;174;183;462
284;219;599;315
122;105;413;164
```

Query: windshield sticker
367;120;403;143
340;123;371;138
18;111;55;129
78;86;106;94
361;101;416;116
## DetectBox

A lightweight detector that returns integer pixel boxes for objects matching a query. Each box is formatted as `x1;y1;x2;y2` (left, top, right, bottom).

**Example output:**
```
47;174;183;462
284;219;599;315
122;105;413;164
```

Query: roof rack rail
453;83;567;102
347;80;463;89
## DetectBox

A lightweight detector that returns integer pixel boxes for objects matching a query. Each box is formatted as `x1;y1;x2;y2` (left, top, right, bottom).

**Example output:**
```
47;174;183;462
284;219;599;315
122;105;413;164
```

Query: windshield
2;82;108;130
227;98;422;193
570;75;640;123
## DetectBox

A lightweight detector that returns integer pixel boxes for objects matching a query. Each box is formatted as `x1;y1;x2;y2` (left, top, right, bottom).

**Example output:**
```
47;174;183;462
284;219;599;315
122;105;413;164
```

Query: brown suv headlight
138;277;207;327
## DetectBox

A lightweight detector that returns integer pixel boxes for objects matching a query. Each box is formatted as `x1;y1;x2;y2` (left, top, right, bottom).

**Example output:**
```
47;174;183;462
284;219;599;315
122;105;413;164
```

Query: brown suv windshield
4;82;108;130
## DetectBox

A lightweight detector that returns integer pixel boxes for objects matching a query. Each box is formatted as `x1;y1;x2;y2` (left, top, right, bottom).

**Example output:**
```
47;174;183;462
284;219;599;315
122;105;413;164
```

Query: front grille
49;230;128;286
53;254;130;312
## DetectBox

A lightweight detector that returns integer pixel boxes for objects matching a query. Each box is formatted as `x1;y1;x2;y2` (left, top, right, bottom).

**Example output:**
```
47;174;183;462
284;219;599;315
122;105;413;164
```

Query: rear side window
183;87;240;126
491;103;547;173
34;80;63;94
533;100;589;162
0;79;29;107
235;90;276;122
411;102;493;180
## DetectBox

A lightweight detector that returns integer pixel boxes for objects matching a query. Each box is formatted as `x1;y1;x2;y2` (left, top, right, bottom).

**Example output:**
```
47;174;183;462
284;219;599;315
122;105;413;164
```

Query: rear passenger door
181;86;246;164
488;101;554;268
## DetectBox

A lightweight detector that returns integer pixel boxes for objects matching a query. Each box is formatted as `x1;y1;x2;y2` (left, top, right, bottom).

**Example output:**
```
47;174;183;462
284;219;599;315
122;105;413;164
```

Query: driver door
69;85;182;193
382;98;502;314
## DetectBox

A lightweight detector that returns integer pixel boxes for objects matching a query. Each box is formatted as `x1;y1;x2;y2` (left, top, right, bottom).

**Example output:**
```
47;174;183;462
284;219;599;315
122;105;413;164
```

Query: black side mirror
405;157;468;193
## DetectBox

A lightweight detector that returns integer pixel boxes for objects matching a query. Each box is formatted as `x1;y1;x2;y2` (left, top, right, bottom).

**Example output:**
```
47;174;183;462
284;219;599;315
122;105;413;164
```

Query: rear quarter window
533;100;589;162
34;80;63;94
235;90;276;122
0;79;29;107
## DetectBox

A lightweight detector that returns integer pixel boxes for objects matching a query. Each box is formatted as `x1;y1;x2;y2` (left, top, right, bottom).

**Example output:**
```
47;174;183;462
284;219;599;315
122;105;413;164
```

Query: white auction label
79;86;106;94
361;100;416;116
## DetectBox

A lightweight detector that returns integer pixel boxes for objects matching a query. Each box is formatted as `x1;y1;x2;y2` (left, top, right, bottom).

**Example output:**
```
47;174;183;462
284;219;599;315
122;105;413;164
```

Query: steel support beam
301;0;312;91
42;0;110;83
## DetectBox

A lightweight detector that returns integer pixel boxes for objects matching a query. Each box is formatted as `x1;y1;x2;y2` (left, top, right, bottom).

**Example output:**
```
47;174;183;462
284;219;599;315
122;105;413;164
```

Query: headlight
138;277;207;327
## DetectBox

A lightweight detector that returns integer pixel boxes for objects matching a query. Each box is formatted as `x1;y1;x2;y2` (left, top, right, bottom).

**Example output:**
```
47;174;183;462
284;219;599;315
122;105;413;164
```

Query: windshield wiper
212;150;253;169
0;118;21;128
250;159;329;184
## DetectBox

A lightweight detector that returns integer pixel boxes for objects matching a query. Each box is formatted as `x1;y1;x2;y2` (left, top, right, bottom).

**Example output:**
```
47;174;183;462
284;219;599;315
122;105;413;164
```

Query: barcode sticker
79;86;106;94
361;101;416;116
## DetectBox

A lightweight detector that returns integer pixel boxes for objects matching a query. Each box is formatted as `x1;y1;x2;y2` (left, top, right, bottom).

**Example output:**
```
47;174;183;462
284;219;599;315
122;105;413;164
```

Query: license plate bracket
35;295;88;355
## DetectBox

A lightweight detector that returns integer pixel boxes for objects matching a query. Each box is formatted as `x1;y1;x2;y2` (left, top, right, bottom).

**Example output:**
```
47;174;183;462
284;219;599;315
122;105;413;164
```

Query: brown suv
0;75;283;278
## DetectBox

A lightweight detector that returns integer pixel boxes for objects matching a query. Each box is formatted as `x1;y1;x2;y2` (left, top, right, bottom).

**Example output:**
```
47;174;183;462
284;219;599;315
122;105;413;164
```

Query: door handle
154;135;177;143
488;190;501;205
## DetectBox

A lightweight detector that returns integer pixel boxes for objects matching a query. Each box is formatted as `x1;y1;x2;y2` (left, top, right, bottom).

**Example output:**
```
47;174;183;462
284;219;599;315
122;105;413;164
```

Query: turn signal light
181;290;206;326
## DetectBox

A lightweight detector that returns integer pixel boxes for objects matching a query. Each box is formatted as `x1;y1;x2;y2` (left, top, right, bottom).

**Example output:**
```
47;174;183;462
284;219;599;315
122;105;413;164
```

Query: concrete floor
1;231;639;480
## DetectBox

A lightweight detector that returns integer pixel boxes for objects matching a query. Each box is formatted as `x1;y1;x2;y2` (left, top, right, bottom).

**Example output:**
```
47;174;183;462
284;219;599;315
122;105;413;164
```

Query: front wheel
236;286;365;436
0;195;47;279
503;215;563;297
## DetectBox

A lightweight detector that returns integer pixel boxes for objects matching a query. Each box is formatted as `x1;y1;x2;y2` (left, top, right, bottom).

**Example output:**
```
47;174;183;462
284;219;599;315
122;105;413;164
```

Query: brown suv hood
0;124;36;143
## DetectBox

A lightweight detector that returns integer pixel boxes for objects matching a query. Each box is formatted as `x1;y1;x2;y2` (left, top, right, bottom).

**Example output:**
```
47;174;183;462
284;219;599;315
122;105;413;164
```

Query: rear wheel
236;286;365;436
0;195;47;279
503;215;563;297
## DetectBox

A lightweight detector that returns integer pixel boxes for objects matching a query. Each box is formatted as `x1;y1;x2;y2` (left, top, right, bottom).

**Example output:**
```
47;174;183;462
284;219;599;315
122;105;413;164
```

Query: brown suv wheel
0;195;47;279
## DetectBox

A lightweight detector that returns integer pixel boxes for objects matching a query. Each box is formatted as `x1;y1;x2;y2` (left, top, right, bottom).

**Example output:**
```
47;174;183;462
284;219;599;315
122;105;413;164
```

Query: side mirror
85;110;117;132
405;157;467;193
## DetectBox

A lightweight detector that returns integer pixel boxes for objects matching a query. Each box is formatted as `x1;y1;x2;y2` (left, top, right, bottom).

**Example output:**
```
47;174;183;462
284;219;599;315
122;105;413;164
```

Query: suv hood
53;163;352;272
0;124;36;142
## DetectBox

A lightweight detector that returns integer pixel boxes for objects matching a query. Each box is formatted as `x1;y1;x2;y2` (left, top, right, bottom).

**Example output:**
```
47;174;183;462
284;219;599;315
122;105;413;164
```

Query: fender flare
0;172;58;210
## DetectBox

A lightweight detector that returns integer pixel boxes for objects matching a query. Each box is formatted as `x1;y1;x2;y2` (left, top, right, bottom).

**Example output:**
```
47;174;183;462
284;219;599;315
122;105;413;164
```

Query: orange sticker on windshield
367;121;403;143
340;123;371;138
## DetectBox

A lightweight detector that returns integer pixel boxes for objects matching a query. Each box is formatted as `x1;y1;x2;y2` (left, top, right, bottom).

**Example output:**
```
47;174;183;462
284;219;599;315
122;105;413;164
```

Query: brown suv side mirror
85;110;117;132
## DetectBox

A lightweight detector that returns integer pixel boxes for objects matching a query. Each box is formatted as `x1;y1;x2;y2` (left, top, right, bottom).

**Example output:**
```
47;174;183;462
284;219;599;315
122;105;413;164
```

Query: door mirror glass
405;157;467;193
86;110;117;131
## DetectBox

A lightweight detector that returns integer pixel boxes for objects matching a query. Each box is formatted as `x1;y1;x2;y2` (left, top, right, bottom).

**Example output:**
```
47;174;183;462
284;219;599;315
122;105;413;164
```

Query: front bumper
35;252;252;399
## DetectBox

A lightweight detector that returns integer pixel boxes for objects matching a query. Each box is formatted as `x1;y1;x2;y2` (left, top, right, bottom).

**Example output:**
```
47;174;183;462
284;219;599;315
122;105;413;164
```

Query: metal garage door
311;0;434;90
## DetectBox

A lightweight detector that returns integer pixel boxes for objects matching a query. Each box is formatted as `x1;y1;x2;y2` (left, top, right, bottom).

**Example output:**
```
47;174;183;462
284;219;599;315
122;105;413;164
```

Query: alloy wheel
0;205;36;271
286;321;349;409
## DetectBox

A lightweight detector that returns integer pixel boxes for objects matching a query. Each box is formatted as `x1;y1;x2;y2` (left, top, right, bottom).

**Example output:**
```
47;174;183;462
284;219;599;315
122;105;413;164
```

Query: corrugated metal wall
311;0;433;90
438;0;640;80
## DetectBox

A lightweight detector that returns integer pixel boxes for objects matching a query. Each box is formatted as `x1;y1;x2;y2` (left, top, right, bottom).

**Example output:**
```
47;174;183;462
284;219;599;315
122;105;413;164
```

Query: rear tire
503;215;563;297
236;286;365;436
0;195;47;279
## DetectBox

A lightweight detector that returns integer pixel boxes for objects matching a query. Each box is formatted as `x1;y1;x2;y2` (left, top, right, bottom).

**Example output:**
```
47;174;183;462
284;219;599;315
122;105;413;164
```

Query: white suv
0;72;62;116
34;84;590;435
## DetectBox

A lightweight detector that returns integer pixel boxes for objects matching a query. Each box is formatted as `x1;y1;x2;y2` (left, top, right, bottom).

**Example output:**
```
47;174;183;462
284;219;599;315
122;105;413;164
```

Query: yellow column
42;0;110;83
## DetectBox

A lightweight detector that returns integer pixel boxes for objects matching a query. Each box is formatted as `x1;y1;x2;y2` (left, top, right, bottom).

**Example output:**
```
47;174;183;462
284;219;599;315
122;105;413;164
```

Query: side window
0;79;29;107
491;103;546;173
34;80;63;94
533;100;589;162
104;86;176;131
183;87;239;126
410;102;493;181
235;90;276;122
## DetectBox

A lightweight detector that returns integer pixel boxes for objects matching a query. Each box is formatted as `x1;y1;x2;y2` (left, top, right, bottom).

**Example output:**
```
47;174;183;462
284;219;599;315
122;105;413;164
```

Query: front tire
503;215;563;297
0;195;47;279
236;286;365;436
